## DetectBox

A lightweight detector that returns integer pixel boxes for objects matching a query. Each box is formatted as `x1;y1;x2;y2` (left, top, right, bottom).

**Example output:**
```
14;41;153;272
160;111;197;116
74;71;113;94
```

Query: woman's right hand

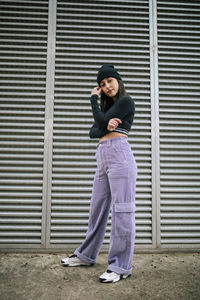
91;86;102;96
107;118;122;131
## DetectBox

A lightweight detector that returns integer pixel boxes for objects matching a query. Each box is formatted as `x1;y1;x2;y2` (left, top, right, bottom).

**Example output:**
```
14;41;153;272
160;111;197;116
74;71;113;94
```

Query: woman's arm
89;122;110;139
90;94;135;130
89;118;132;139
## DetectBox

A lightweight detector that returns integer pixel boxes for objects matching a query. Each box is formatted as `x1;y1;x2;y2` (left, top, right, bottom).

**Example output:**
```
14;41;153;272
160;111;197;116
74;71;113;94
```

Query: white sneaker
99;269;131;283
61;254;93;267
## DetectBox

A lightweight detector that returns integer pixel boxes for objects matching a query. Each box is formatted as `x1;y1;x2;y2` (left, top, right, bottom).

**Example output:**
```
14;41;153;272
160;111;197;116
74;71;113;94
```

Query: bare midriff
99;131;128;142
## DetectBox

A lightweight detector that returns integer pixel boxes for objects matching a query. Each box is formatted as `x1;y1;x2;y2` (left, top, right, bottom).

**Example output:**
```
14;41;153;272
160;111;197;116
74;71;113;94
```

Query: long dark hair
100;79;127;112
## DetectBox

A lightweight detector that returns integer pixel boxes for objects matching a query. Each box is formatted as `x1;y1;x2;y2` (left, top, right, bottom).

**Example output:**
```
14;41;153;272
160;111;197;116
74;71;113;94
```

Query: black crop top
89;94;135;139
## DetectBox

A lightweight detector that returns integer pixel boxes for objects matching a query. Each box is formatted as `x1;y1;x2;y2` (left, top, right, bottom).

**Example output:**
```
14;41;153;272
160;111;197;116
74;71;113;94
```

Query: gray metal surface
0;0;199;251
51;0;153;246
157;0;200;246
0;0;49;246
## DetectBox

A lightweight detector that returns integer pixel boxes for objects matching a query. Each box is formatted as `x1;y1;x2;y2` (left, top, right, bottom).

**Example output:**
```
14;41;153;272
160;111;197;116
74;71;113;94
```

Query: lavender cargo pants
74;137;137;275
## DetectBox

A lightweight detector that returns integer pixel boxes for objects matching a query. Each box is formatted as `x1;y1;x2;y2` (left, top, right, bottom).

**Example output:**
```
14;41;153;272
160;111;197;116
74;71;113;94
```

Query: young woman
61;64;137;283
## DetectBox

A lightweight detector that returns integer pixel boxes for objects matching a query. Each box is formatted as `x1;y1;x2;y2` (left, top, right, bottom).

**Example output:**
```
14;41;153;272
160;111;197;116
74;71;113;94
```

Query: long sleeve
89;119;132;139
90;94;135;130
89;122;110;139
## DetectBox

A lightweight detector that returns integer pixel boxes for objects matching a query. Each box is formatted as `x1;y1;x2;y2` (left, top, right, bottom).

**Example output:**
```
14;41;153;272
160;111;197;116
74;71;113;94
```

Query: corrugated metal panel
0;0;49;244
157;0;200;245
51;0;152;246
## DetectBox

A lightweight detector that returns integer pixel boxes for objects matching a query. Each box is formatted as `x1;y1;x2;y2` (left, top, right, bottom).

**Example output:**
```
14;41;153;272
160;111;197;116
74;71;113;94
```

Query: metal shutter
0;1;48;246
157;0;200;246
50;0;153;248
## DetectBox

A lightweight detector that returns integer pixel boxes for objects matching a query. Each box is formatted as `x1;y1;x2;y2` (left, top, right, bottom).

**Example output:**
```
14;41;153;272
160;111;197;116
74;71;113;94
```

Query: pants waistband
97;137;128;148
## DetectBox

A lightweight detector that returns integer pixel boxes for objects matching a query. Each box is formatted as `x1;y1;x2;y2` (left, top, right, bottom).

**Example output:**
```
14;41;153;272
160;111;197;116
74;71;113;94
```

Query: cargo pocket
114;202;136;236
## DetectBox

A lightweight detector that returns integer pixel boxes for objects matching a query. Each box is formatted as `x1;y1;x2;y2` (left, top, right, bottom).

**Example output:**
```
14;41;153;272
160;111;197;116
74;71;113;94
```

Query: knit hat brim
97;64;121;85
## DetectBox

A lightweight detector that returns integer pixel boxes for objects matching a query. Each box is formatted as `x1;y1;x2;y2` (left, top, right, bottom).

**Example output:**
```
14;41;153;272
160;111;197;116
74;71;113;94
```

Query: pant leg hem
74;249;96;264
108;265;132;275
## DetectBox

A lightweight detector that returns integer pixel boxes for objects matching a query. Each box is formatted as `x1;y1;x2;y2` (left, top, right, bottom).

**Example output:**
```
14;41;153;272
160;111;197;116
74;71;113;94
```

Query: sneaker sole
99;274;131;283
61;261;94;267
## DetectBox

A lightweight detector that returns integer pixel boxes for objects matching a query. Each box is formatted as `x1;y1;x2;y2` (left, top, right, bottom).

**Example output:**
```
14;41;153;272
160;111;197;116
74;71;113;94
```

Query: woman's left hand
107;118;122;131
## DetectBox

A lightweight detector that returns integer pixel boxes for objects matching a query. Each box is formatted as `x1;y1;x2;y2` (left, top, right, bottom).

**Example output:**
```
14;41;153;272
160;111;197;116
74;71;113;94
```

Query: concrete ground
0;252;200;300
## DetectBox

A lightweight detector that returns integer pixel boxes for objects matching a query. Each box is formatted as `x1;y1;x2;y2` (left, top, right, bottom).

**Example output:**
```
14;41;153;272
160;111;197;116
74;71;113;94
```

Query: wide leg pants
74;137;137;275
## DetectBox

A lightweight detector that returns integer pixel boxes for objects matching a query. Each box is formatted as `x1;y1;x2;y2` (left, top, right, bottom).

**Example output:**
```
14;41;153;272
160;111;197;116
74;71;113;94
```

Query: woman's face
100;77;119;100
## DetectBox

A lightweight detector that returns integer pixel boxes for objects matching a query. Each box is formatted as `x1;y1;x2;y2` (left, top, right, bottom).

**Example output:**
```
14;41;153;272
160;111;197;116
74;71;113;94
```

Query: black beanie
97;64;121;86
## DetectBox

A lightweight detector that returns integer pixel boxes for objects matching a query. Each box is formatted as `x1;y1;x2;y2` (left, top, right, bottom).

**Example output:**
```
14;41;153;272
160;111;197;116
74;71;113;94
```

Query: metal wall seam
149;0;161;249
42;0;57;248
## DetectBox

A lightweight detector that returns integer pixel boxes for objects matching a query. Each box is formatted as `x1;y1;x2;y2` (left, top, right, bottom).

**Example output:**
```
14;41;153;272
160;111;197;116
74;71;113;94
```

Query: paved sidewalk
0;252;200;300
